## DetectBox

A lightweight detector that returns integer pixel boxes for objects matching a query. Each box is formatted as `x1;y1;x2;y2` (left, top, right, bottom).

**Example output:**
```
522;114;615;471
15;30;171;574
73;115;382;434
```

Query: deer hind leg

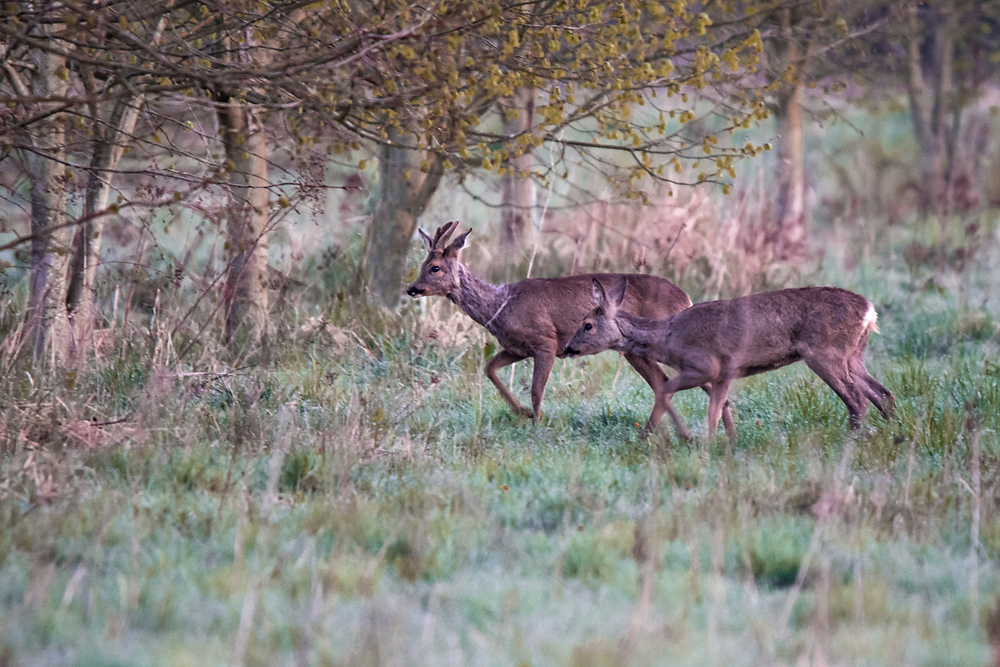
803;354;866;429
624;353;692;441
485;350;533;418
706;379;735;442
865;376;896;418
701;383;736;443
529;347;557;420
849;357;896;419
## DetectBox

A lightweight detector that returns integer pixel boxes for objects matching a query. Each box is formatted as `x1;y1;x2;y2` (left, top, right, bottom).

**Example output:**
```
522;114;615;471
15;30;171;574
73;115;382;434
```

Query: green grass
2;250;1000;667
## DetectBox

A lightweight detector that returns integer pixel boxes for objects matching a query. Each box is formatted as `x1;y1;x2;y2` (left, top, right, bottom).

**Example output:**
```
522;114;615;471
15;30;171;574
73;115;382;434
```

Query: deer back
663;287;874;375
491;273;690;358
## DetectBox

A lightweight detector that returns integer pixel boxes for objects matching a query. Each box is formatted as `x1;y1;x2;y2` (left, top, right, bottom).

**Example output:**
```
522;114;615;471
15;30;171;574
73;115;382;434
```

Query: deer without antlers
405;221;733;438
564;277;895;441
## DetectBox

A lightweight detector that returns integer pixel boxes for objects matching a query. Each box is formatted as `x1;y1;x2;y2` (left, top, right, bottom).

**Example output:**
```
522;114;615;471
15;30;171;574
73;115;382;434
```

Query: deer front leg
485;350;533;418
530;347;557;419
660;371;713;402
624;353;692;441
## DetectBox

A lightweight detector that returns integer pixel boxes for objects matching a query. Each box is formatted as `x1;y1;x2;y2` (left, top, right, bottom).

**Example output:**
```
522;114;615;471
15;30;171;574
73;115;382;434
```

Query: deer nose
564;346;578;357
406;285;424;297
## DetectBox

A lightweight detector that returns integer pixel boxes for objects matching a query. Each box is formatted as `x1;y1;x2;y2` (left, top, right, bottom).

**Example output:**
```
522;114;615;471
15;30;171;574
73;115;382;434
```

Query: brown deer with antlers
405;221;733;438
564;277;895;441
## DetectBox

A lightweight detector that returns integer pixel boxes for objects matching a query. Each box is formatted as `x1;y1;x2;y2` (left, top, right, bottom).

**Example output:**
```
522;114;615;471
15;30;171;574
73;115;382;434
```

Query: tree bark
500;87;536;261
20;28;70;362
365;129;444;308
217;99;270;343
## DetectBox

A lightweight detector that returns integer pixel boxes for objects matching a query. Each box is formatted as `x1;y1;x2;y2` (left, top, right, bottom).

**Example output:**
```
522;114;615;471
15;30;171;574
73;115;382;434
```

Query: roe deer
405;221;733;438
564;277;895;441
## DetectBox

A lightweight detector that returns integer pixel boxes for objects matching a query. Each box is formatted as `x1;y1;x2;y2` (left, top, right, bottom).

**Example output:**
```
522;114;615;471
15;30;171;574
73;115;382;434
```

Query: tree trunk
368;158;418;308
919;130;947;219
217;99;270;343
774;79;805;259
500;87;536;263
22;31;70;362
906;4;934;217
772;8;808;261
65;99;144;358
65;18;164;360
906;1;957;219
365;130;444;308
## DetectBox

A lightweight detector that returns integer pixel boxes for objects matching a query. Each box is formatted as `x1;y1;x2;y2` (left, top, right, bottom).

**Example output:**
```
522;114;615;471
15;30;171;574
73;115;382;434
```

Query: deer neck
615;311;668;359
448;264;510;332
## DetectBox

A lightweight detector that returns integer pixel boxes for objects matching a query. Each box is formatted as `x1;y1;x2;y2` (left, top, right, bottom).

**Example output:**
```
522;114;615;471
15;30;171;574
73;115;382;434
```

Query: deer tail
861;301;879;335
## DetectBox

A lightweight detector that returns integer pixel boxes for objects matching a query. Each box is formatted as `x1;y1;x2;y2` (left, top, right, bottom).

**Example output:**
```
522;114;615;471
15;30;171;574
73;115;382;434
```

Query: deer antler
430;225;448;248
433;220;460;249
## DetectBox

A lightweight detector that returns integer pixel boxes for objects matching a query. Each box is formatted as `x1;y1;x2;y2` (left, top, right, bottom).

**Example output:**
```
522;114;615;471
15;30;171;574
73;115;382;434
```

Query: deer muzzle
406;285;425;297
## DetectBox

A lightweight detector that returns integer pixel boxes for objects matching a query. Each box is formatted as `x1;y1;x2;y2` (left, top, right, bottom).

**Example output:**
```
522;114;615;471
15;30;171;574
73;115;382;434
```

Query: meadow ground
2;234;1000;666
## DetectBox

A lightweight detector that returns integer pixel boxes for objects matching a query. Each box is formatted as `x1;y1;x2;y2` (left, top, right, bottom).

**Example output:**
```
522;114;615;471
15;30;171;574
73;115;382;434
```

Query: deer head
405;220;473;298
564;276;628;357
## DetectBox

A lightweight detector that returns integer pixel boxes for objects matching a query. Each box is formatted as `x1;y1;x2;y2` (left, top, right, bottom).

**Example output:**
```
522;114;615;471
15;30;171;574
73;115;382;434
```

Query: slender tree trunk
365;129;444;308
217;99;270;343
930;3;956;220
906;3;933;218
65;99;144;357
906;1;957;219
65;18;164;360
772;8;807;260
774;80;805;258
919;130;947;219
22;31;70;362
500;87;536;263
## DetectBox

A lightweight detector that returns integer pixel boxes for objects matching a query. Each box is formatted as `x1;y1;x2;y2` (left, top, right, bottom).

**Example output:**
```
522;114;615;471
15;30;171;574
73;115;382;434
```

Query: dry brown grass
507;182;802;301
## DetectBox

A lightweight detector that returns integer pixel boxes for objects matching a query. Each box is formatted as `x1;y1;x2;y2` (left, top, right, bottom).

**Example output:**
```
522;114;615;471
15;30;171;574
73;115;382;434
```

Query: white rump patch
861;302;879;334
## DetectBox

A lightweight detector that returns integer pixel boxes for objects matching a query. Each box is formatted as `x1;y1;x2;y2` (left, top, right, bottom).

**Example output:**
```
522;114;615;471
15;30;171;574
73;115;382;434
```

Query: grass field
2;221;1000;667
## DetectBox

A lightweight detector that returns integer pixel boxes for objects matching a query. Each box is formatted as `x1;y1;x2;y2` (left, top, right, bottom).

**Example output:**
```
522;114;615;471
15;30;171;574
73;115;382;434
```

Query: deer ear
592;278;608;307
444;227;472;256
607;276;627;309
418;228;433;250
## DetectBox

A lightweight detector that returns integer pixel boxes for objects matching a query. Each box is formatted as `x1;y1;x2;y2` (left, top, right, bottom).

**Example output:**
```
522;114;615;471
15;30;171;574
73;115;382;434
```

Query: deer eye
430;266;441;273
584;323;593;331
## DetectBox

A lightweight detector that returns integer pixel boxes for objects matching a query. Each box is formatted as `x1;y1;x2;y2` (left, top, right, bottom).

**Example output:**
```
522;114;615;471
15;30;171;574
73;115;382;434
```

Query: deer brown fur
565;277;895;441
406;221;734;438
